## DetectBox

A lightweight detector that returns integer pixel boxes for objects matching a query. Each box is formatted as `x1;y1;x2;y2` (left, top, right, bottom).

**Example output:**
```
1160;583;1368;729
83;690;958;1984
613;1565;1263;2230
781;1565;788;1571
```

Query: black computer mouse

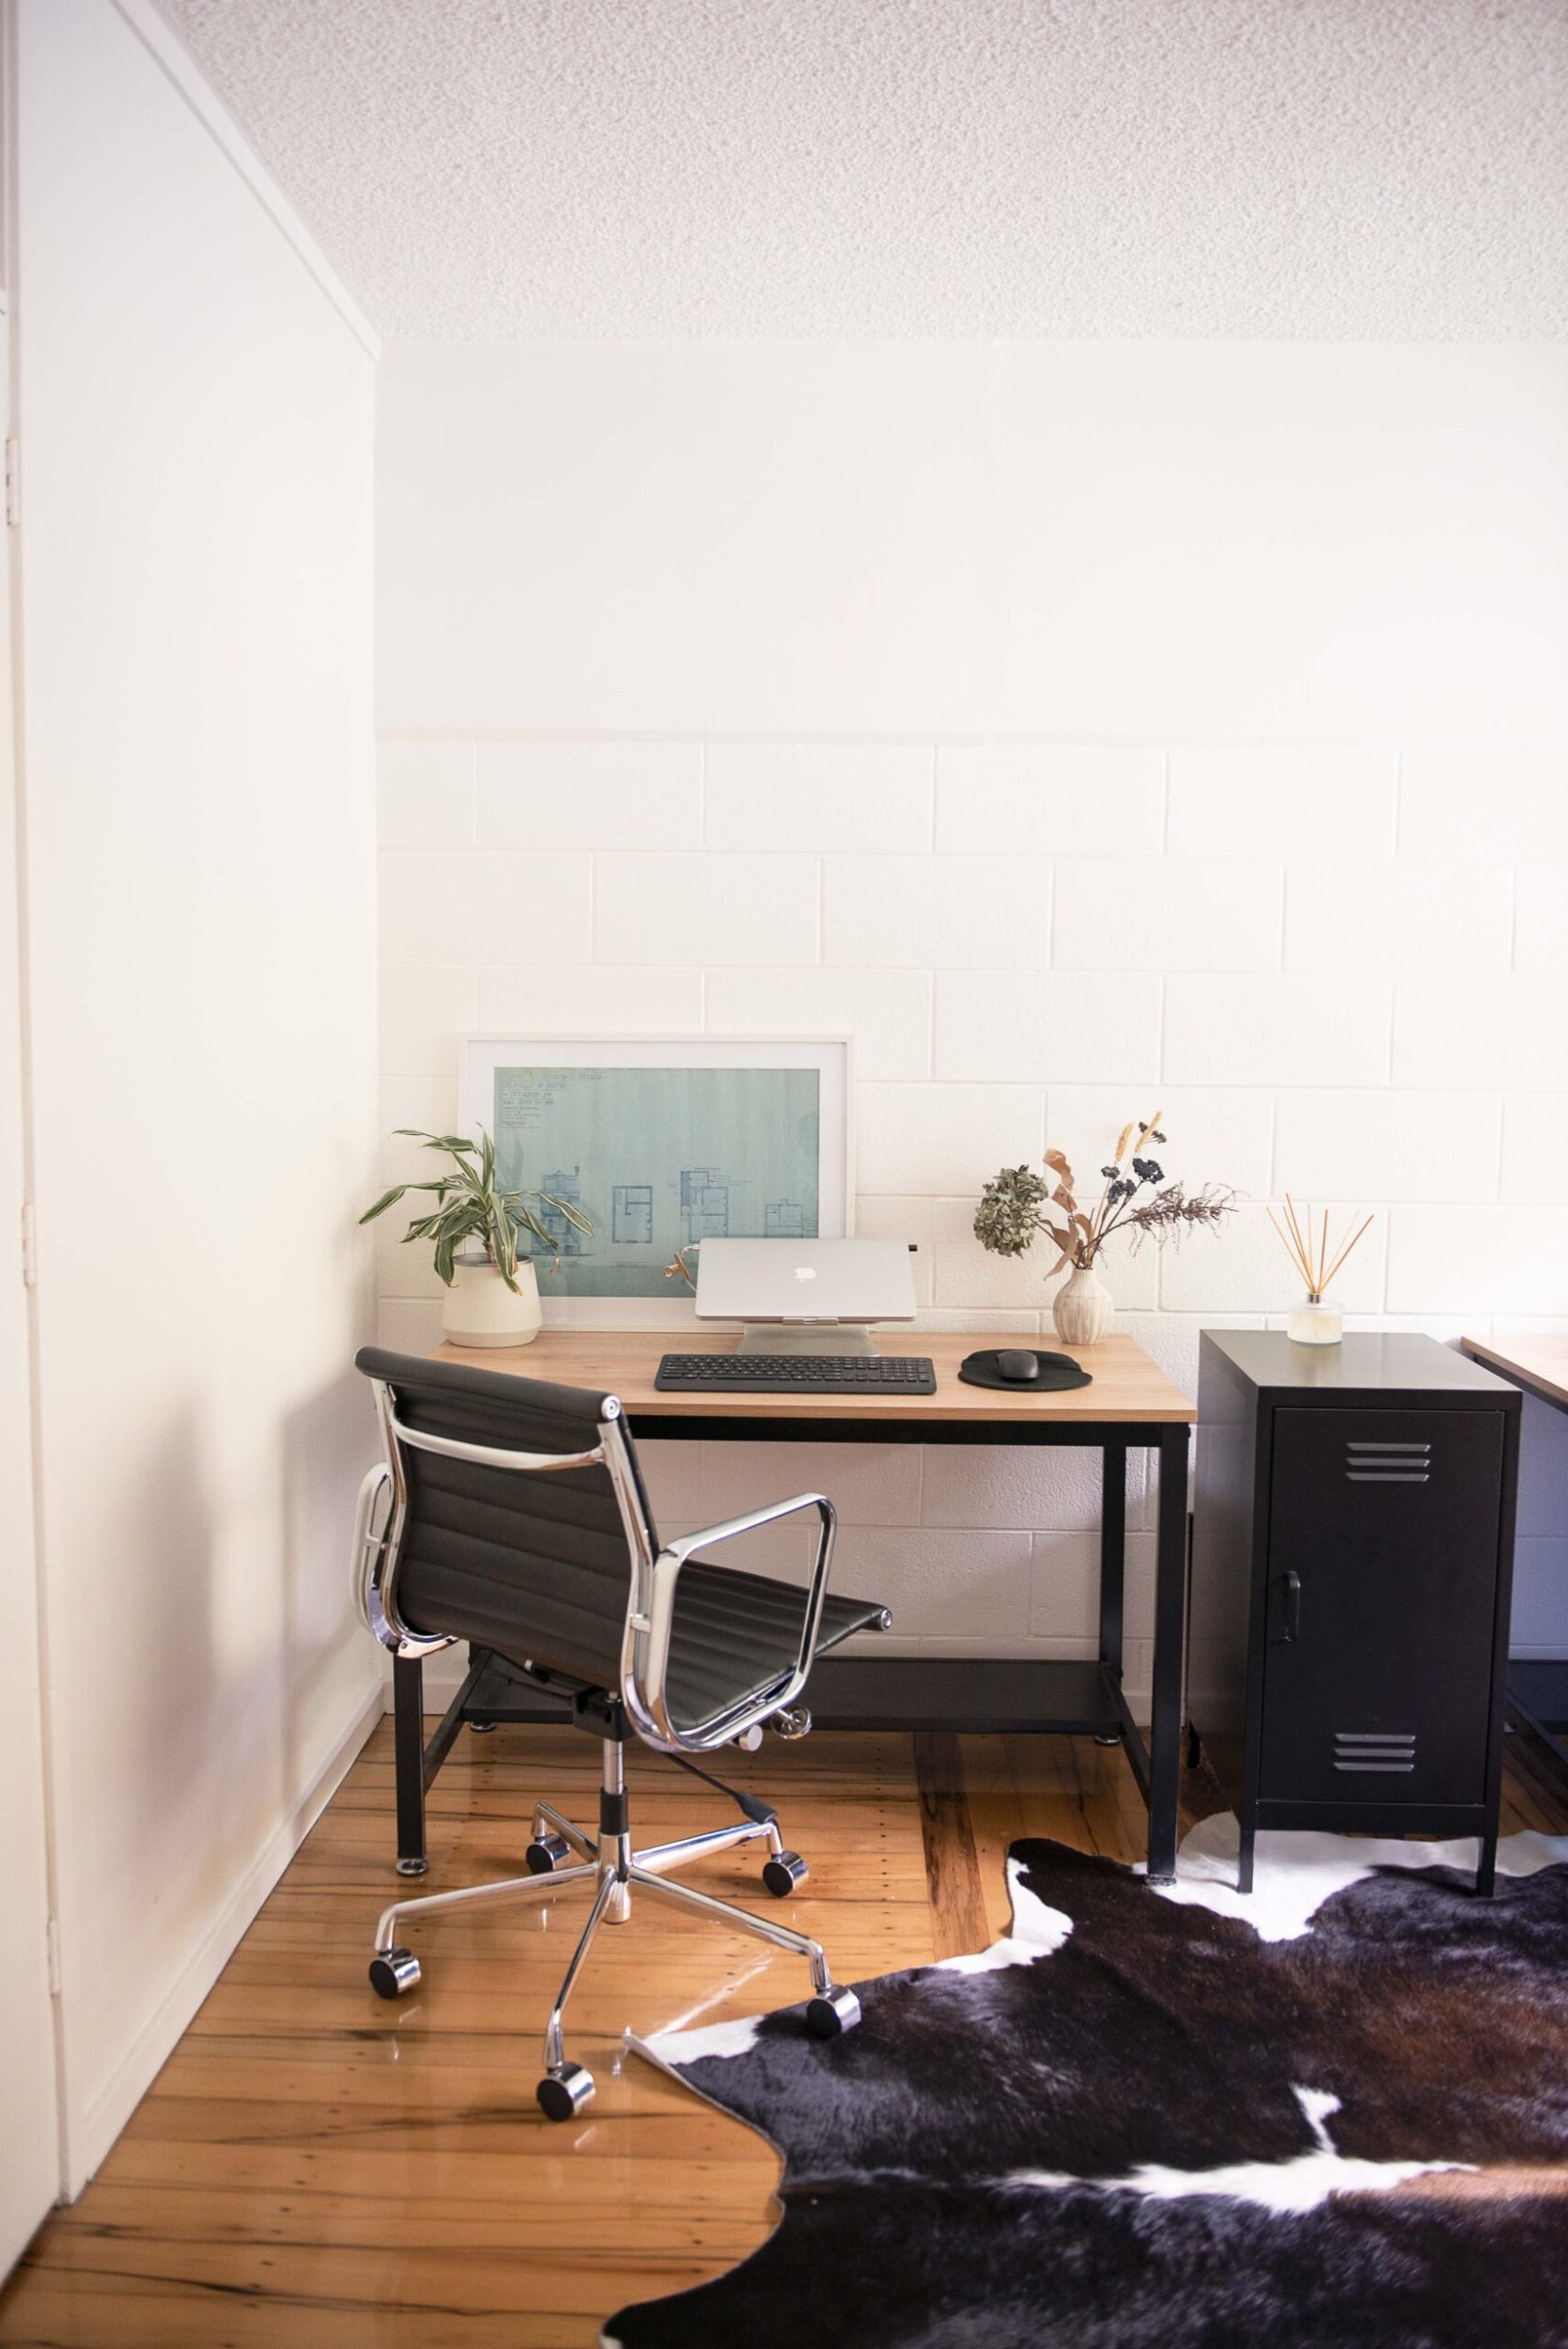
996;1349;1040;1383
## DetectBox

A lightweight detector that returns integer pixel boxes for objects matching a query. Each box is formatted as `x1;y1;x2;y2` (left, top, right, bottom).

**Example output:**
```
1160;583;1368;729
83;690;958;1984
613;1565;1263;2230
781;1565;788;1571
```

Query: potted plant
974;1111;1234;1346
361;1128;593;1349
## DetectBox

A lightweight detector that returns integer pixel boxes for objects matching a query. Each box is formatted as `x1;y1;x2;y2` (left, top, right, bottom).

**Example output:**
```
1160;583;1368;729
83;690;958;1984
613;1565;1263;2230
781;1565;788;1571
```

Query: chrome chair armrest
351;1462;395;1643
619;1492;838;1756
351;1444;453;1660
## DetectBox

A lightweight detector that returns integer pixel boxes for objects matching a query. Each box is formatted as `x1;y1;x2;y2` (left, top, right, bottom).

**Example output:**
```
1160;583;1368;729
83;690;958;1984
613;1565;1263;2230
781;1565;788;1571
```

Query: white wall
0;277;61;2263
375;339;1568;1708
16;0;380;2190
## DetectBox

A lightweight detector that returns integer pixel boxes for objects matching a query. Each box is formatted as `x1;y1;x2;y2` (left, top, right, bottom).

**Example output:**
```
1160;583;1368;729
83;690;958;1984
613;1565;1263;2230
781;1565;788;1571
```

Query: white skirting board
71;1684;385;2197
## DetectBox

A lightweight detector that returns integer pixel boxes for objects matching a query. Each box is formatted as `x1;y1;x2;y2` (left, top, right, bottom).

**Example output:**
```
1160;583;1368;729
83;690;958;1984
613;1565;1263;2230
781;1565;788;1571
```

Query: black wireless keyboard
655;1353;938;1394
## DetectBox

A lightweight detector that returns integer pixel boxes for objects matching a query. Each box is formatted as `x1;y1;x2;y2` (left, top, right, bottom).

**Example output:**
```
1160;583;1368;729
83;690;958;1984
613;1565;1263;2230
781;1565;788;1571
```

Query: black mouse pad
957;1348;1093;1392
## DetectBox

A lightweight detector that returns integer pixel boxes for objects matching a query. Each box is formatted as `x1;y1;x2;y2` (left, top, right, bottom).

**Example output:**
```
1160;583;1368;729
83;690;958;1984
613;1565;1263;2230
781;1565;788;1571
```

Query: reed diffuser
1267;1198;1374;1346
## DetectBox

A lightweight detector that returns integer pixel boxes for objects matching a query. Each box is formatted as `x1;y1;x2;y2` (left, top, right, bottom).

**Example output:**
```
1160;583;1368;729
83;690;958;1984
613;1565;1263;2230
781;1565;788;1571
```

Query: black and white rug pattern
604;1819;1568;2349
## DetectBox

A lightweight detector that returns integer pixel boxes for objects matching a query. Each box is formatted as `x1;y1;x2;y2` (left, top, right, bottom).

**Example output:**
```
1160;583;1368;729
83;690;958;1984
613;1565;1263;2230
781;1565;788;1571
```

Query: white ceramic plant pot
1052;1264;1113;1347
440;1258;543;1349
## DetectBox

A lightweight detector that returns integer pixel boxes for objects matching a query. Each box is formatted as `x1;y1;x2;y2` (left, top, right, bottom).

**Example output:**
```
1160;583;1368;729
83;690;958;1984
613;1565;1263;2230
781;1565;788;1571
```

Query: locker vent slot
1334;1730;1416;1774
1345;1439;1430;1485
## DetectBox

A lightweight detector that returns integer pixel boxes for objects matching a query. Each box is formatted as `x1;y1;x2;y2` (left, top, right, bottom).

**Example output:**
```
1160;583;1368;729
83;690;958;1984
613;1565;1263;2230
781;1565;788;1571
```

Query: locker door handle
1281;1571;1302;1642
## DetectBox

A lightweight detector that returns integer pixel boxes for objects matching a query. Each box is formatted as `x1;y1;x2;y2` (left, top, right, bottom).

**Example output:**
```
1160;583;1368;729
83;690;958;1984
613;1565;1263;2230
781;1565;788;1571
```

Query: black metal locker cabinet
1263;1408;1504;1806
1189;1333;1520;1896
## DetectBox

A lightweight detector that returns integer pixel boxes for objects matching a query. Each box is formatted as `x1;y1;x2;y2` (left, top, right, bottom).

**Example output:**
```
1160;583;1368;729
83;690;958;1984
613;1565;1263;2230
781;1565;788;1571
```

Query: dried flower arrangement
974;1111;1236;1277
1266;1198;1374;1301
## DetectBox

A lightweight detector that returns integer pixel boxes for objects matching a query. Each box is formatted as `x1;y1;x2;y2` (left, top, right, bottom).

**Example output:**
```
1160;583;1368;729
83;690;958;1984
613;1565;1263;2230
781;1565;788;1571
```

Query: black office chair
350;1347;891;2119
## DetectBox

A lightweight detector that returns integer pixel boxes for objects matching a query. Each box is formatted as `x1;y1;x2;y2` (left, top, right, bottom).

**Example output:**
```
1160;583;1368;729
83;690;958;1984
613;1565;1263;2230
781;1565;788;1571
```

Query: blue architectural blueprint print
612;1184;654;1244
491;1064;821;1297
537;1166;588;1258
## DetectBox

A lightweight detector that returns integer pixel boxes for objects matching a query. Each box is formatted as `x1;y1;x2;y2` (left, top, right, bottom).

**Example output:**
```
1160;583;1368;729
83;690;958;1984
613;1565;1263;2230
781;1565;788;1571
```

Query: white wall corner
110;0;380;361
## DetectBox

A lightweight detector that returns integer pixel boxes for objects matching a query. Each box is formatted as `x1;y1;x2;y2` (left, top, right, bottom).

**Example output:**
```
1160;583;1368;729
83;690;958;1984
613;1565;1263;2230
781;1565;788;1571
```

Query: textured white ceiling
157;0;1568;340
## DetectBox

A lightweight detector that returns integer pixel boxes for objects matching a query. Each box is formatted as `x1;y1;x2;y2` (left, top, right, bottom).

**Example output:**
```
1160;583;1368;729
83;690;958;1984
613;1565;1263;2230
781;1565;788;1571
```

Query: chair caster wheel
805;1984;861;2040
536;2061;595;2121
526;1832;573;1875
368;1947;421;1999
763;1850;809;1897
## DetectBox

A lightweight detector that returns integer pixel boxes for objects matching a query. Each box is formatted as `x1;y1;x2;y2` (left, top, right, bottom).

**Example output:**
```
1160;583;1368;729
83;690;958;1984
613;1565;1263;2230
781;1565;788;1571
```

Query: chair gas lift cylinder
1188;1331;1520;1897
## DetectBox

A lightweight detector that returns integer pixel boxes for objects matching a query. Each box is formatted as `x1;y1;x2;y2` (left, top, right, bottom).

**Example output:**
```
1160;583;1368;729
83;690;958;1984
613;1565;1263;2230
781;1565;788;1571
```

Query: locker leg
1237;1822;1255;1897
1475;1828;1498;1900
394;1653;429;1877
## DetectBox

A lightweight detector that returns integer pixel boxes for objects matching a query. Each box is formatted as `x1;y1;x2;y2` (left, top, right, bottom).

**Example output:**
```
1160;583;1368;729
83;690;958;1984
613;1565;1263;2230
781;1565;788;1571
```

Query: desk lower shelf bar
456;1647;1133;1736
396;1646;1157;1861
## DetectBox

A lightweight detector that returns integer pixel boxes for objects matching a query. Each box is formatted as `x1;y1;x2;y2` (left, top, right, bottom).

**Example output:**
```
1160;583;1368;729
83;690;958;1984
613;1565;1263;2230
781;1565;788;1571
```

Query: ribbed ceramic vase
440;1259;544;1348
1052;1264;1113;1347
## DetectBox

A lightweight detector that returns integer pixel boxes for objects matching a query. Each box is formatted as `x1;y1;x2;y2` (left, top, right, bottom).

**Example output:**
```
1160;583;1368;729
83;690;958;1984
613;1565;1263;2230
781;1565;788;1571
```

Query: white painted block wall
374;342;1568;1711
18;0;380;2191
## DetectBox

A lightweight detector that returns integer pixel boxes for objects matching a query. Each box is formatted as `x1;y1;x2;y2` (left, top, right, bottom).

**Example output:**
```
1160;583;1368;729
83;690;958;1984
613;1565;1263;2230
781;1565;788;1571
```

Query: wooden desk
1460;1332;1568;1415
1461;1333;1568;1797
403;1329;1197;1880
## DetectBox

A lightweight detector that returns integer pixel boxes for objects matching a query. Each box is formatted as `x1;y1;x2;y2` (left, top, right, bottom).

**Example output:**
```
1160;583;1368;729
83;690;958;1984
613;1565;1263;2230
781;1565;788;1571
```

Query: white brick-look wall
374;342;1568;1710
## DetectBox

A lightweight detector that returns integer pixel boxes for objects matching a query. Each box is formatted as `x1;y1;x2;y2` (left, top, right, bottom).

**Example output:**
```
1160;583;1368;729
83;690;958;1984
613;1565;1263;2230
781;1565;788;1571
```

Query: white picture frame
458;1034;853;1328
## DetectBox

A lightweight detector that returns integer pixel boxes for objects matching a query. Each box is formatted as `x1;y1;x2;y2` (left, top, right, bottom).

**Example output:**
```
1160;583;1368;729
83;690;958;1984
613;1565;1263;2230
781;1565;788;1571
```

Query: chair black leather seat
665;1565;883;1736
394;1500;883;1735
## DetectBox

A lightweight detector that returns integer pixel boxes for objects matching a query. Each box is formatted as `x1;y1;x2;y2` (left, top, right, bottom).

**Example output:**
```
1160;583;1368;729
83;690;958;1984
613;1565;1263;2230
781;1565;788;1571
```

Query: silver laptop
695;1237;918;1356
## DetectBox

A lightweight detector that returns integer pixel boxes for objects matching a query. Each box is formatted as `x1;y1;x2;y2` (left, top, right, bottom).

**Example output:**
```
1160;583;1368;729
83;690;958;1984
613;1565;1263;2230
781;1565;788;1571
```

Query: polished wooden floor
4;1719;1564;2348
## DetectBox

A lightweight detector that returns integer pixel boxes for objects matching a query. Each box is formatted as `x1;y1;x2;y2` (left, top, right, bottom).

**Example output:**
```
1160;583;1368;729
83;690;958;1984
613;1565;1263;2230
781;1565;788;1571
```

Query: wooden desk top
431;1328;1196;1425
1461;1332;1568;1413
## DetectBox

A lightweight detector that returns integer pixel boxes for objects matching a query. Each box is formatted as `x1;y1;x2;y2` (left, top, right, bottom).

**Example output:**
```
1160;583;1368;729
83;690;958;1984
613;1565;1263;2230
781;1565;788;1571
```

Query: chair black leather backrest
356;1347;655;1690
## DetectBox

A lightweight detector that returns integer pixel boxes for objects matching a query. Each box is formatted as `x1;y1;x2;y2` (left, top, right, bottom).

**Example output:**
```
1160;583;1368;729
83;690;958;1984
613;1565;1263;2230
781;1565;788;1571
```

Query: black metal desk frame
391;1409;1192;1883
1459;1340;1568;1800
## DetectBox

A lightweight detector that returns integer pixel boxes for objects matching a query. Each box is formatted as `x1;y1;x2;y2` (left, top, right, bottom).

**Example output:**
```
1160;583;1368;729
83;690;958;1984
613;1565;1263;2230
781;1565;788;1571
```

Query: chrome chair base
367;1739;859;2119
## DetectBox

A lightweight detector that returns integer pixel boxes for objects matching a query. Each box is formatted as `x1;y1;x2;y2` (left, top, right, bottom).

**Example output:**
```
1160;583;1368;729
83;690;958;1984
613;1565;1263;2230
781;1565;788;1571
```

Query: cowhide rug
604;1818;1568;2349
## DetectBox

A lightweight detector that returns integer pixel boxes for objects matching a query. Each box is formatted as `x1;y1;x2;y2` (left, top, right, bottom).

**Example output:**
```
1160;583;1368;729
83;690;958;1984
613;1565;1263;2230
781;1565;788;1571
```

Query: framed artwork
459;1035;853;1322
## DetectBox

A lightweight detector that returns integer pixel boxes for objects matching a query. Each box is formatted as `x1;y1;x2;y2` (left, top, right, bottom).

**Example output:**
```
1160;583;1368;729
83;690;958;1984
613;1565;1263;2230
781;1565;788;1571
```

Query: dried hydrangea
973;1163;1051;1256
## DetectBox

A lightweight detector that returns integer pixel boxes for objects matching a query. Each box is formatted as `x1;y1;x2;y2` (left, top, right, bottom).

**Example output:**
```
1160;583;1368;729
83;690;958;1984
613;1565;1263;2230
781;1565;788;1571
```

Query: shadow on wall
280;1366;381;1808
121;1405;223;1847
48;1377;386;2189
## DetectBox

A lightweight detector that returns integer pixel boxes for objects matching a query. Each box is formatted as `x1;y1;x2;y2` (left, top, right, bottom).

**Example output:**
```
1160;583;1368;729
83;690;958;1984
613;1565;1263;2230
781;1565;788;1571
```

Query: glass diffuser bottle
1269;1201;1373;1350
1287;1293;1343;1346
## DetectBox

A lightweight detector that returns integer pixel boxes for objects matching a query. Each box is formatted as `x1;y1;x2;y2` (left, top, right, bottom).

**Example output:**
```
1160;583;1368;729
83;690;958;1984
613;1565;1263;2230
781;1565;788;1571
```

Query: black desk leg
393;1653;428;1877
1147;1424;1191;1884
1095;1440;1127;1744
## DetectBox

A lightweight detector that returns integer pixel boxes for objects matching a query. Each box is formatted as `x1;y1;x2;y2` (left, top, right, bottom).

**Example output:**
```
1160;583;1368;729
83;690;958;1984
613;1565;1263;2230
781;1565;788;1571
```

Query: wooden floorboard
910;1729;990;1960
2;1719;1562;2348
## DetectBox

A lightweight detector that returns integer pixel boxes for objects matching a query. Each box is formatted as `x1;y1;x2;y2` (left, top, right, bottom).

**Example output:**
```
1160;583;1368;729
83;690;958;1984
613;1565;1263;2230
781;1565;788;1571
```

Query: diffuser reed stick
1267;1199;1374;1300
